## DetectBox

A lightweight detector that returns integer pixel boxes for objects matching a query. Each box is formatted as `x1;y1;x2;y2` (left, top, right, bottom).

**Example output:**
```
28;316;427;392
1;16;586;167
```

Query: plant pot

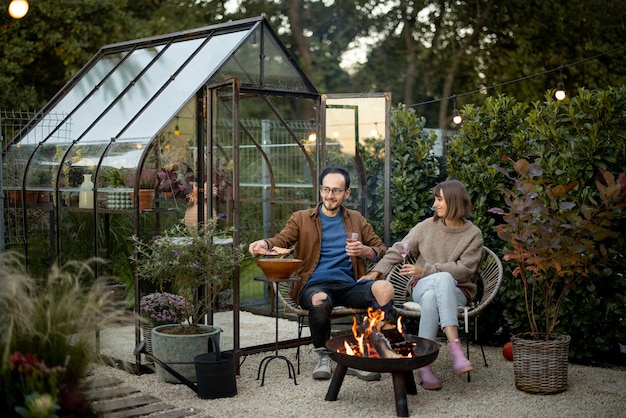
184;202;208;229
151;324;222;384
8;190;22;203
131;189;155;211
512;332;571;394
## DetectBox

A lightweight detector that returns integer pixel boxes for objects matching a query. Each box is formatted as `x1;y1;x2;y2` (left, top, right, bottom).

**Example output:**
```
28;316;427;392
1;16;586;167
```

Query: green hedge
447;87;626;362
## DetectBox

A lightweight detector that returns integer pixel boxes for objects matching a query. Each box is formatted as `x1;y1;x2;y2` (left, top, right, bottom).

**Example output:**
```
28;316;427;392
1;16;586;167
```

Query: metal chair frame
386;246;503;381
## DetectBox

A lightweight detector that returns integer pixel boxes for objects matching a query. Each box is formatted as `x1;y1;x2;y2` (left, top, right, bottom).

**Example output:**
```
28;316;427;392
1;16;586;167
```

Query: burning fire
339;308;415;359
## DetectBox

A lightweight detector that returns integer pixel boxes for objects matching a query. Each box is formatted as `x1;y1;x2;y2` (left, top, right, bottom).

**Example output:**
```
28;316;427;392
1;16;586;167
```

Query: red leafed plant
489;157;626;341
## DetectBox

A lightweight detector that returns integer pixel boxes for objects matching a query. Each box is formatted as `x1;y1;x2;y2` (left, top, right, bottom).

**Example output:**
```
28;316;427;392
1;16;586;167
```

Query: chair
275;280;367;374
386;246;503;381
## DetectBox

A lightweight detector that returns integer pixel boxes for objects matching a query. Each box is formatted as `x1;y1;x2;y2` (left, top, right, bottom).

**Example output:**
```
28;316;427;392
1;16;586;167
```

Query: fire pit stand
324;334;439;417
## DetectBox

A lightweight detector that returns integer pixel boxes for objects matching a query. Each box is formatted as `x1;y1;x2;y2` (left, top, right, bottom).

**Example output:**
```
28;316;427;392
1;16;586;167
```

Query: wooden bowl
255;258;303;280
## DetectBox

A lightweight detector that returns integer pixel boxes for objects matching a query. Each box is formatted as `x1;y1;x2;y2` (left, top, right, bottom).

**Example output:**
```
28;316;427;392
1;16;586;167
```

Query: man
249;167;395;380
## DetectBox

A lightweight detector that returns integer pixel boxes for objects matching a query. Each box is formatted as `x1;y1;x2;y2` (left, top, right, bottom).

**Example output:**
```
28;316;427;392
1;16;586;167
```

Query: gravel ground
91;311;625;418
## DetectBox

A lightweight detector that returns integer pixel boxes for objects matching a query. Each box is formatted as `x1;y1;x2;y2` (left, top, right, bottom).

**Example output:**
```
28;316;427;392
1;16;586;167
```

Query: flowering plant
1;253;127;416
131;219;245;331
140;292;193;327
9;352;65;418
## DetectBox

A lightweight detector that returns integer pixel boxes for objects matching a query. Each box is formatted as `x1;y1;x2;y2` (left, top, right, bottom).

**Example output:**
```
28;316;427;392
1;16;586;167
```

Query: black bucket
194;334;237;399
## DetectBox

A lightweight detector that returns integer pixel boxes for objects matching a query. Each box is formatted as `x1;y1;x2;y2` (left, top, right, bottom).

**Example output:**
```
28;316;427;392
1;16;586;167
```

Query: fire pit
325;331;439;417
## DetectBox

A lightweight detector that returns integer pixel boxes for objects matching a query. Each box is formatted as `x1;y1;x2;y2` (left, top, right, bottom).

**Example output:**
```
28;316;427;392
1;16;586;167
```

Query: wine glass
396;242;410;264
346;232;359;262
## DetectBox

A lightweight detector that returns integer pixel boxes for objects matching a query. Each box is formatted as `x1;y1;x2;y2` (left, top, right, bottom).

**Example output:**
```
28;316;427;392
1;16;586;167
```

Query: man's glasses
320;186;346;195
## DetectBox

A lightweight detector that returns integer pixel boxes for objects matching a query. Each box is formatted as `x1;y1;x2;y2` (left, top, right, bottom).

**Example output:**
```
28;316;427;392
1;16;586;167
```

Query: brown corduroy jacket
265;203;387;302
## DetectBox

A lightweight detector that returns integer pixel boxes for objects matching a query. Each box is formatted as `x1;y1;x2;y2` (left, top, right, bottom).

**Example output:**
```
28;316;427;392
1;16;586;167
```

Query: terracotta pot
131;189;155;211
8;190;22;203
184;203;208;228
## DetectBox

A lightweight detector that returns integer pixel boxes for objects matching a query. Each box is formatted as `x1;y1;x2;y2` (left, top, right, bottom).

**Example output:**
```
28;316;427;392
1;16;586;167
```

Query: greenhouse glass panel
121;30;248;140
18;53;128;145
42;47;165;146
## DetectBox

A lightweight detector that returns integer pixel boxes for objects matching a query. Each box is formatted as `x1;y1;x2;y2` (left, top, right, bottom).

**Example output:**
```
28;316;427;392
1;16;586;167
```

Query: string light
407;45;626;110
452;95;462;125
8;0;29;19
555;65;566;100
174;116;180;136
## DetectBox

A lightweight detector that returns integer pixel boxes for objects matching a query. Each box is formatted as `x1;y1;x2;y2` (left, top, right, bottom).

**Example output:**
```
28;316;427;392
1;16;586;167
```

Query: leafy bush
361;104;443;242
447;87;626;361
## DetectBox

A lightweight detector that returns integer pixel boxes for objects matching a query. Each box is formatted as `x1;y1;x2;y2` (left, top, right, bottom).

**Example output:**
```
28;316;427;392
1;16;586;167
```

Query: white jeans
411;272;467;341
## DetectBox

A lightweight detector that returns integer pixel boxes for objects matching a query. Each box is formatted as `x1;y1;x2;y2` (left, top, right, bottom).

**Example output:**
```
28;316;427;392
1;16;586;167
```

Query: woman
362;179;483;390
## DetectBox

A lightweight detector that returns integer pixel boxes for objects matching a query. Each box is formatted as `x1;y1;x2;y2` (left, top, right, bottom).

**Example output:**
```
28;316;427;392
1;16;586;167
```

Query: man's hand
248;240;272;256
358;272;381;281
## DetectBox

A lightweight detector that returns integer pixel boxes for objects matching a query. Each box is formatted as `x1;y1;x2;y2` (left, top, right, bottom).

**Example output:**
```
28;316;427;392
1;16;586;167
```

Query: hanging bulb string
407;44;626;109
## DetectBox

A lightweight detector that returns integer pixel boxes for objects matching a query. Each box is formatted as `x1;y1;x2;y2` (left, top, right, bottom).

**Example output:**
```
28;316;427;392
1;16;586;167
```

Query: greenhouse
1;16;391;369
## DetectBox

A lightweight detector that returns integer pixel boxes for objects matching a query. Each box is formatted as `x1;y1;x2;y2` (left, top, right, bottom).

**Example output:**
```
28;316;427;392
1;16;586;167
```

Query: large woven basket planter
512;333;571;394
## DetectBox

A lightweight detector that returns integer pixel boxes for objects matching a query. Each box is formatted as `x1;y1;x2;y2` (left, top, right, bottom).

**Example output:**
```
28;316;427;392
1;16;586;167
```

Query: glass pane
18;53;127;145
82;38;207;142
212;26;315;93
122;30;248;140
325;96;388;213
46;47;164;146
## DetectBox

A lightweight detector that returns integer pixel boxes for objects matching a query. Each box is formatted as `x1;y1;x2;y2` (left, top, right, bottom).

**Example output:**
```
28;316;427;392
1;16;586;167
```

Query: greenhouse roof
5;16;318;177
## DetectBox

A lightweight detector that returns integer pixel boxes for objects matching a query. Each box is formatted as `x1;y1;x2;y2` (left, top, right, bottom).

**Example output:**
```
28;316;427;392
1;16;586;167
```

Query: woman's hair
432;179;472;220
319;167;350;189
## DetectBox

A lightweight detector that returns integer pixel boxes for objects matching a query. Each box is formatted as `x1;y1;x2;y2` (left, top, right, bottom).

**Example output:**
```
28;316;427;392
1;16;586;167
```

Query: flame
339;309;415;358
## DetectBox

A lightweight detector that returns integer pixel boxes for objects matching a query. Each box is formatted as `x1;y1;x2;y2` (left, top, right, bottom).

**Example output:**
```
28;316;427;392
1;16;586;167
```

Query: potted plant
156;162;194;200
489;157;626;394
103;167;132;210
130;218;245;383
125;168;158;211
139;292;194;354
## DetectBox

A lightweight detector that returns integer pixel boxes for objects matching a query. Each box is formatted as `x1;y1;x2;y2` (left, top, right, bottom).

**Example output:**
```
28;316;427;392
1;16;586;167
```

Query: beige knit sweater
372;217;484;300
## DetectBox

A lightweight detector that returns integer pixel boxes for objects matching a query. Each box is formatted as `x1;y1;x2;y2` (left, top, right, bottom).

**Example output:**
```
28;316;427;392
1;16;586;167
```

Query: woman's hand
399;264;423;279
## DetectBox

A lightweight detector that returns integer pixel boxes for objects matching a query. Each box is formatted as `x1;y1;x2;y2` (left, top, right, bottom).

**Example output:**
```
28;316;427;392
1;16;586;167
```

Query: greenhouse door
321;93;392;245
206;79;242;353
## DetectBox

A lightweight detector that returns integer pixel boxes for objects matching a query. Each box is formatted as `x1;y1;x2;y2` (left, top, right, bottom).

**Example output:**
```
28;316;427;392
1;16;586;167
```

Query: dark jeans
299;280;393;348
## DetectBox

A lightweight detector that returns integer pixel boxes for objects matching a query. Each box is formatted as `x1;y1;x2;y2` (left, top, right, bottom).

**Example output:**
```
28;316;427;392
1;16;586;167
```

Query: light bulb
174;125;180;136
8;0;29;19
452;109;463;125
555;82;566;101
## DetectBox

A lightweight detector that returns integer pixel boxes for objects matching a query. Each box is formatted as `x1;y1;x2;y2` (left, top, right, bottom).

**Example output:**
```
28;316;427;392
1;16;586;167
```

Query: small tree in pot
489;157;626;393
131;218;245;334
131;219;245;383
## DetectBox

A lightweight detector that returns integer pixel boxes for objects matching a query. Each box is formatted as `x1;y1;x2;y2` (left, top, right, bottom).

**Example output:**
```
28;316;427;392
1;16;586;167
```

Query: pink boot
448;339;474;375
416;365;442;390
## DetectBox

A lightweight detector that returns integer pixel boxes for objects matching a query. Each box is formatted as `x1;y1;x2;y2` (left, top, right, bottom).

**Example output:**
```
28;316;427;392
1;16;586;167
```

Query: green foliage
361;104;442;242
130;219;246;324
447;95;531;249
449;88;626;361
0;252;127;416
490;158;626;341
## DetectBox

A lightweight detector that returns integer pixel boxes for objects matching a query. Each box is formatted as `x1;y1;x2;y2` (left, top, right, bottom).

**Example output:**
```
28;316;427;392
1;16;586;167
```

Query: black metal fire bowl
324;333;440;417
325;333;439;373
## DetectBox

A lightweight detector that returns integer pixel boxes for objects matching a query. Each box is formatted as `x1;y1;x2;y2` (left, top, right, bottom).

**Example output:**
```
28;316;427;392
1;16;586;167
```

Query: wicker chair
386;246;503;381
275;280;367;374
